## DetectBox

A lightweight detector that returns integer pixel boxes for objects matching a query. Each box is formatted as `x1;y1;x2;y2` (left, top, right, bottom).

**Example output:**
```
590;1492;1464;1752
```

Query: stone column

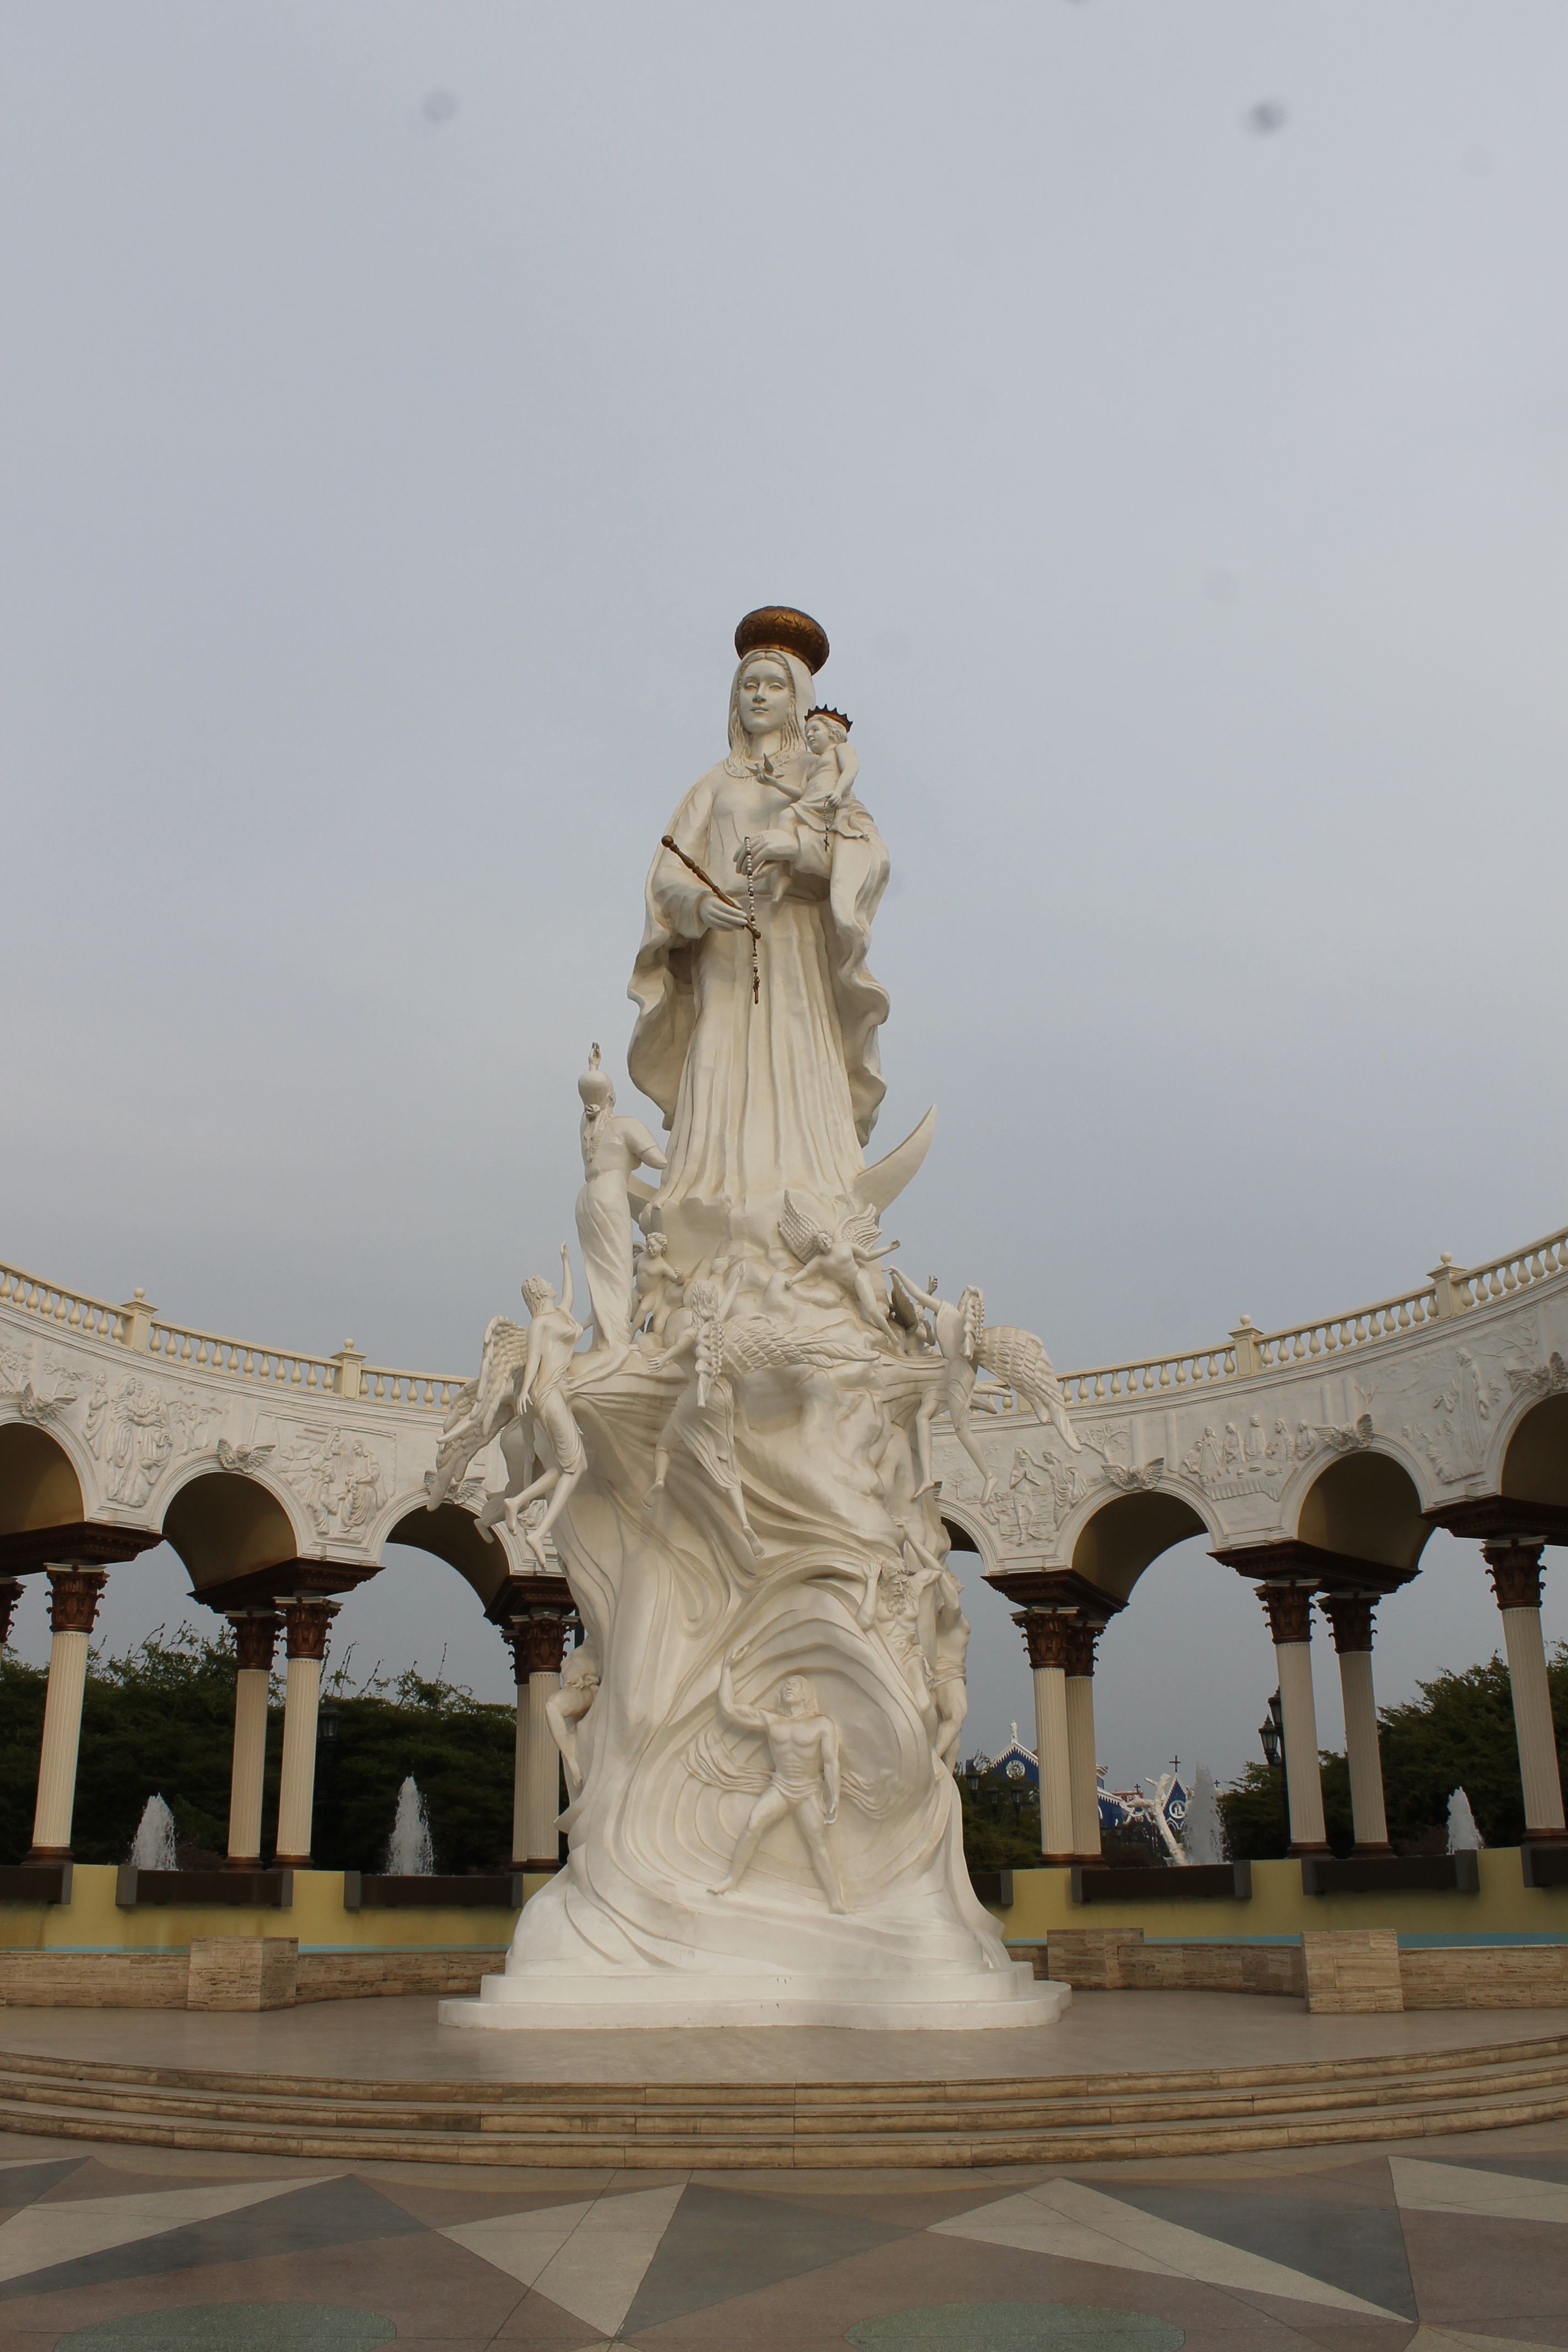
25;1569;106;1863
1063;1620;1103;1862
273;1598;337;1869
1017;1611;1075;1864
225;1611;280;1869
1257;1583;1329;1855
1484;1542;1566;1842
0;1580;23;1650
508;1615;572;1871
1319;1593;1391;1855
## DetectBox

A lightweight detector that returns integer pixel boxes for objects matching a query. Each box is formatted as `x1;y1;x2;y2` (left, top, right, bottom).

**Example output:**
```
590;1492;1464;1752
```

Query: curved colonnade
2;1222;1565;1876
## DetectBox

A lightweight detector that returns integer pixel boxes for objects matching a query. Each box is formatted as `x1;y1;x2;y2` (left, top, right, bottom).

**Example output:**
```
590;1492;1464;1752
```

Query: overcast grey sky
4;2;1565;1788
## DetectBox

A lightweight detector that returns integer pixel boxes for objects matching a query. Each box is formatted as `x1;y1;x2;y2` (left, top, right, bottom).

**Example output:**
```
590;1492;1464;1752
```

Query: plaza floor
0;1999;1562;2350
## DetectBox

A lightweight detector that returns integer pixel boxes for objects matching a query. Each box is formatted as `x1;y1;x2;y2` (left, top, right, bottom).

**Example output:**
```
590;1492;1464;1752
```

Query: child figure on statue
797;708;859;827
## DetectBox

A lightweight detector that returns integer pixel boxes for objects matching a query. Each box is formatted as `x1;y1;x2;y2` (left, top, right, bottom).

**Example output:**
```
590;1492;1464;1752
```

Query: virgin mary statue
628;609;889;1261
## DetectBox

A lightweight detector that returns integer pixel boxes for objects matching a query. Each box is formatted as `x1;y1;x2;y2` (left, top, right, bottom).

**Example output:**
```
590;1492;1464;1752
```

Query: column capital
45;1567;106;1636
1015;1609;1074;1672
0;1578;23;1648
1319;1593;1376;1653
1484;1541;1546;1613
505;1613;574;1679
280;1597;338;1662
1062;1620;1101;1678
1257;1582;1315;1647
229;1611;282;1673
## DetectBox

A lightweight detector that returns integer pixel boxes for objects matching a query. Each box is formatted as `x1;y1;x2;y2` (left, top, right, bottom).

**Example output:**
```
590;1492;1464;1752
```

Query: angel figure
631;1231;685;1345
477;1245;586;1567
645;1267;765;1558
890;1272;1079;1501
427;1314;531;1510
575;1046;667;1353
779;1191;899;1330
545;1642;601;1796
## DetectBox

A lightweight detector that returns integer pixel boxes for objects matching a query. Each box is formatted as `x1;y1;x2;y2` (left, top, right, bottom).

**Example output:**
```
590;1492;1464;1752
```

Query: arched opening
1500;1395;1568;1510
1069;1493;1209;1605
386;1504;511;1609
941;1516;981;1556
1296;1452;1429;1576
161;1472;297;1593
0;1425;84;1535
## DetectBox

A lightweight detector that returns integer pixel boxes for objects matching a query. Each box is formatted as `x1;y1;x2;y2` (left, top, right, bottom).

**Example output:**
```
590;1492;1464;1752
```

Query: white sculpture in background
441;607;1071;2030
575;1044;667;1353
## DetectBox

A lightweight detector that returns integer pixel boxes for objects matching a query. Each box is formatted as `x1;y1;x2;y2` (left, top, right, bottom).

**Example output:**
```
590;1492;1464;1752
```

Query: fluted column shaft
27;1570;105;1863
1017;1613;1075;1863
1485;1545;1566;1839
1320;1594;1390;1855
507;1616;573;1871
273;1599;337;1868
1258;1585;1328;1854
1063;1621;1102;1861
226;1613;280;1867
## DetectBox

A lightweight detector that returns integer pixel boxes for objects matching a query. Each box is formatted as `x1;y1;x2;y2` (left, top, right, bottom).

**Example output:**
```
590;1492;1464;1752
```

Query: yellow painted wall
988;1851;1568;1942
0;1866;554;1952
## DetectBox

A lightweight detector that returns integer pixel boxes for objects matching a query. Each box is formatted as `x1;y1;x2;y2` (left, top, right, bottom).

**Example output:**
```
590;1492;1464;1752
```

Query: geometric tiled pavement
0;2131;1562;2349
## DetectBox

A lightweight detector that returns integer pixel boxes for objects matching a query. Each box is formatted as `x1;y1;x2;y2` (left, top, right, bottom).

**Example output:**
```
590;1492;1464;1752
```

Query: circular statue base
439;1962;1067;2033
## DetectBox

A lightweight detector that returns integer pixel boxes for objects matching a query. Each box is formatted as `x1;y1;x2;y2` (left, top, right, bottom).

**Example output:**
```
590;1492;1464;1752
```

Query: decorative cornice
988;1568;1125;1623
1213;1538;1414;1597
197;1558;373;1614
484;1572;579;1627
46;1568;106;1636
1483;1540;1546;1613
1425;1496;1568;1547
0;1524;161;1575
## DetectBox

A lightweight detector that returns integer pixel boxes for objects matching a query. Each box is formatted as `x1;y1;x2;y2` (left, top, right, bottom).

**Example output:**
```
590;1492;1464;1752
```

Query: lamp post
1259;1687;1291;1848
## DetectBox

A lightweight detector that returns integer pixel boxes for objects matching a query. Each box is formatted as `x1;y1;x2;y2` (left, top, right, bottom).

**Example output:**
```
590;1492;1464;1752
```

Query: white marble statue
443;609;1067;2030
478;1248;586;1566
706;1649;846;1914
545;1642;602;1796
575;1046;666;1354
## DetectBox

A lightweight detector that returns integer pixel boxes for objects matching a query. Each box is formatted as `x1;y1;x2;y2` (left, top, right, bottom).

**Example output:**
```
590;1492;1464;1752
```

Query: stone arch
0;1421;86;1536
937;1502;996;1570
382;1496;519;1611
1066;1489;1212;1607
160;1468;303;1595
1498;1392;1568;1511
1292;1448;1430;1576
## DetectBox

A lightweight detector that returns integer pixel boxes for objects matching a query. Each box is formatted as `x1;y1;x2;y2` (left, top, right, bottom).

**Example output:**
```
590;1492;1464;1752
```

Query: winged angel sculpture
438;607;1073;2033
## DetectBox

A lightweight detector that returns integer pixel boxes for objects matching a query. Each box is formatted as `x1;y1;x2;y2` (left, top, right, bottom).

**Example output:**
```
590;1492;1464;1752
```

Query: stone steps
1;2034;1564;2169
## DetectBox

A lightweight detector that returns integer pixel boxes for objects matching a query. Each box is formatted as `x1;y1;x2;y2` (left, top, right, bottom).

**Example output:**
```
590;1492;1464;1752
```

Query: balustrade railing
7;1217;1568;1431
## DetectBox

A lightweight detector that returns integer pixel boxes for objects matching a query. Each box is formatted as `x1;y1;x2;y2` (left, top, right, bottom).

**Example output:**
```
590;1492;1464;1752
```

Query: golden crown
734;606;829;675
805;706;852;734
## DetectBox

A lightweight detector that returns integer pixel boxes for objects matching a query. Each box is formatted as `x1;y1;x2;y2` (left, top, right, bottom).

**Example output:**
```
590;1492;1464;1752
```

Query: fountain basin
342;1871;524;1910
116;1868;292;1908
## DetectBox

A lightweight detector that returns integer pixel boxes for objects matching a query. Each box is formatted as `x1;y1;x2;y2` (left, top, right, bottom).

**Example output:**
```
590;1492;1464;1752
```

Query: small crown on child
805;706;852;734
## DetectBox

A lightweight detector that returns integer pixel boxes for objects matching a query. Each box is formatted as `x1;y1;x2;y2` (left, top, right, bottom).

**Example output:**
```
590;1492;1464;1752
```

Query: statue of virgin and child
445;608;1059;2030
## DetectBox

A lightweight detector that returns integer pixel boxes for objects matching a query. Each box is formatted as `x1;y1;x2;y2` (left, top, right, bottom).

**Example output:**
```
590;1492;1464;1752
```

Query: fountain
128;1794;178;1871
1447;1788;1483;1852
384;1776;434;1876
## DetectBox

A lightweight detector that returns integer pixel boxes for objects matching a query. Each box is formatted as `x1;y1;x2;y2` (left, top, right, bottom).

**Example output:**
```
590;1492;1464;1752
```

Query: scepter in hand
660;834;761;1003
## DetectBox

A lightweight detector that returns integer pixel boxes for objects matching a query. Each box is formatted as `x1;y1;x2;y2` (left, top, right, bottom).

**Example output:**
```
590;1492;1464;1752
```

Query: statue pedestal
439;1963;1068;2032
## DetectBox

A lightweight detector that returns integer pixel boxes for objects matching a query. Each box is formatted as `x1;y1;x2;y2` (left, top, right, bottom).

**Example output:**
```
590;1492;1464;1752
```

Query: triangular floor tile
933;2179;1403;2320
0;2172;423;2305
0;2174;334;2290
1391;2154;1568;2227
449;2183;682;2338
0;2160;84;2210
624;2181;911;2333
1106;2180;1416;2321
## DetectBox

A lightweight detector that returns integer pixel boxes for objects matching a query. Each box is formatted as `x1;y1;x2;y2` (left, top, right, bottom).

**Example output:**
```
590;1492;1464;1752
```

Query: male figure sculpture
575;1046;666;1352
707;1650;846;1914
481;1245;586;1566
545;1642;602;1796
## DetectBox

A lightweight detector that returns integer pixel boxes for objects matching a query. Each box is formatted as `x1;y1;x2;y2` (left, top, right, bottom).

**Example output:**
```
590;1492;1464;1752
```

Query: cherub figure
478;1245;586;1567
575;1045;667;1353
707;1648;845;1912
779;1191;899;1330
797;709;859;824
545;1642;602;1796
631;1231;684;1345
645;1267;765;1559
